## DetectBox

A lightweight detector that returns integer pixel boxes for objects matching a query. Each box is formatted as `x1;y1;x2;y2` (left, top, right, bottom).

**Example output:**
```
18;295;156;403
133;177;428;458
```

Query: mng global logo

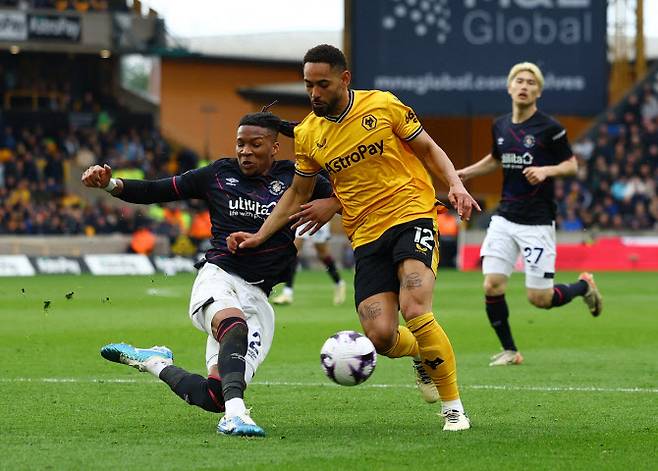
381;0;593;45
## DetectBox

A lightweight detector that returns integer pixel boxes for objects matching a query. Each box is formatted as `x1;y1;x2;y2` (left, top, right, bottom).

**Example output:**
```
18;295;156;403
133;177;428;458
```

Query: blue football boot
217;410;265;437
100;343;173;372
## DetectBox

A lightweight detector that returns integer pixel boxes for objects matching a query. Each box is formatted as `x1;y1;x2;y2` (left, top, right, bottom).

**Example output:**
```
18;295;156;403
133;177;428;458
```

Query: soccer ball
320;330;377;386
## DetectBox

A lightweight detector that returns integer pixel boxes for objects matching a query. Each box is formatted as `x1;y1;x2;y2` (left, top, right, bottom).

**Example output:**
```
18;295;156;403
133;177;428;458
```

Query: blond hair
507;62;544;90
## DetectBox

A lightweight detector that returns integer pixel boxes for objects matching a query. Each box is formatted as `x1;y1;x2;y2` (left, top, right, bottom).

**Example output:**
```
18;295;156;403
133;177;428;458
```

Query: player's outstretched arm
456;154;501;182
408;130;481;221
82;164;196;204
229;173;316;251
290;196;342;236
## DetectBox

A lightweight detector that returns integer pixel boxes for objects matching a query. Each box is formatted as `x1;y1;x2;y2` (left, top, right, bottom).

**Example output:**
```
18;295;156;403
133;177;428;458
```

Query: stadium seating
560;65;658;232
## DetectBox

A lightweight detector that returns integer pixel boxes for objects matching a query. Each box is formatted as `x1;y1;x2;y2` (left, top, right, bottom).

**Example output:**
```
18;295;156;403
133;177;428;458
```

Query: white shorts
188;263;275;382
480;215;556;289
296;223;331;244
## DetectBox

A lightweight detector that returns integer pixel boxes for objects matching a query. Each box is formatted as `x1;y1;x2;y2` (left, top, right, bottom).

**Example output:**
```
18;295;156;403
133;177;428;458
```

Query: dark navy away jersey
491;111;572;225
168;158;332;294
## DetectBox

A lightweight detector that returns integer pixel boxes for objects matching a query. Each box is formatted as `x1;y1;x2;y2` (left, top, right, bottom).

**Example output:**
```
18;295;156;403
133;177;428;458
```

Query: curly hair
238;112;296;138
303;44;347;71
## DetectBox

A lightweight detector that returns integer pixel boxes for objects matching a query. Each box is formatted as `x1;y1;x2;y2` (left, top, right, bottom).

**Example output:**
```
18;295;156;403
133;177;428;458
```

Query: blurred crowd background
0;0;656;263
2;71;657;254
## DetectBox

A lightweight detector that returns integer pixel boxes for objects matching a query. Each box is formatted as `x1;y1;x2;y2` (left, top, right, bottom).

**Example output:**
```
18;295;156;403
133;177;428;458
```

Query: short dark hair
238;112;295;138
303;44;347;71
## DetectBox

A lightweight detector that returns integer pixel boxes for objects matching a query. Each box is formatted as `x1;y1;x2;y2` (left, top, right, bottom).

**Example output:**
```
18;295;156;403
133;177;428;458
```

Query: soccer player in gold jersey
229;44;479;431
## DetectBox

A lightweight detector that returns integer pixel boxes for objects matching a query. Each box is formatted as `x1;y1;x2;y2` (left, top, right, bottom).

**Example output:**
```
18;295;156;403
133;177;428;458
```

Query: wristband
103;178;118;193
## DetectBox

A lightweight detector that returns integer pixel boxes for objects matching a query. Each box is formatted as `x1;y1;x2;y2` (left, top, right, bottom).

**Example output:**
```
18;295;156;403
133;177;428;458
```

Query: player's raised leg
524;264;601;317
101;342;227;413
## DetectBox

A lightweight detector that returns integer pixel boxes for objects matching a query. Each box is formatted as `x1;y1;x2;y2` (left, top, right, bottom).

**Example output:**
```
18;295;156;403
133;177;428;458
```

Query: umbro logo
316;138;327;149
497;137;504;145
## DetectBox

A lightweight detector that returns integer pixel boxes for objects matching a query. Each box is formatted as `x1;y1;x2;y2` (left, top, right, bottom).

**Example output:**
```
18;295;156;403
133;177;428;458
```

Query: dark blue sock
551;280;588;307
485;294;516;351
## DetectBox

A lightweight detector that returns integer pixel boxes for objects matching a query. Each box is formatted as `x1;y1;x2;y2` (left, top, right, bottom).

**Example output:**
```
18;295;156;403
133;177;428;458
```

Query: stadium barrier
459;235;658;271
0;254;197;277
0;235;170;256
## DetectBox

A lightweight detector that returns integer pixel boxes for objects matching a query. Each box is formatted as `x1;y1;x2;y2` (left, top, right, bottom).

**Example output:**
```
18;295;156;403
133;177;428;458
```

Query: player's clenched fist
81;164;113;188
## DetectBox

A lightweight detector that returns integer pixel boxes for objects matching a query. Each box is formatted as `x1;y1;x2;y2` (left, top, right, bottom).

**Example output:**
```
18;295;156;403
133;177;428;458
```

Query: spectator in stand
649;198;658;227
561;208;583;232
129;225;157;255
188;206;212;251
610;176;628;202
641;86;658;122
630;201;654;230
611;214;625;231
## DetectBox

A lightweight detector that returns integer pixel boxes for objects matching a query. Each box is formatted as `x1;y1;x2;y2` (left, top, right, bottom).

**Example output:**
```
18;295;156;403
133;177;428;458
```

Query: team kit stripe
403;126;424;142
295;169;322;177
552;129;566;140
171;176;182;197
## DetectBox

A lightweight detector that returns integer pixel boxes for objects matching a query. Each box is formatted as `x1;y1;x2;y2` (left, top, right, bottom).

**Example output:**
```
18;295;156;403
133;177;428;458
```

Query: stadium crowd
2;71;658;245
557;79;658;232
0;116;209;254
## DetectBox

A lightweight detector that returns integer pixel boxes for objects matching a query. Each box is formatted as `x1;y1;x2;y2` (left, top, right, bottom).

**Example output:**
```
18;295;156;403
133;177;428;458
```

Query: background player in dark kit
456;62;603;367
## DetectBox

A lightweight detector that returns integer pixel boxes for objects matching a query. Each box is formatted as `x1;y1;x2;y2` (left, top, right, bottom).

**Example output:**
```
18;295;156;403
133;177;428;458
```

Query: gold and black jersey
294;89;436;248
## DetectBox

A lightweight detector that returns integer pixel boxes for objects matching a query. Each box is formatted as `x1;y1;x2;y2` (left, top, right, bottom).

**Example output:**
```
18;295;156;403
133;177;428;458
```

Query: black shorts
353;218;439;308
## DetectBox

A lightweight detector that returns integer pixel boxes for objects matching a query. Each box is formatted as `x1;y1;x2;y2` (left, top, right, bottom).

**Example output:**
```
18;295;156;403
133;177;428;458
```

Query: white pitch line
1;377;657;394
0;377;141;384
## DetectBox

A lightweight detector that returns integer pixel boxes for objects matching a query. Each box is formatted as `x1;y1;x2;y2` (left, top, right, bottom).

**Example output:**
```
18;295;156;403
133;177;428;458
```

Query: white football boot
412;359;439;403
442;409;471;431
488;349;523;367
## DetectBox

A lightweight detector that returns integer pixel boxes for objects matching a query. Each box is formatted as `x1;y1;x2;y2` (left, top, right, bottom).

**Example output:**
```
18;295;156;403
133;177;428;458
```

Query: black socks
160;366;224;413
215;317;248;402
485;294;517;351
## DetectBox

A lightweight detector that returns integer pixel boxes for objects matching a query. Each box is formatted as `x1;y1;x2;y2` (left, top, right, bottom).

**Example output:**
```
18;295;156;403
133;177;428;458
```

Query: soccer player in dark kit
81;111;335;436
456;62;603;367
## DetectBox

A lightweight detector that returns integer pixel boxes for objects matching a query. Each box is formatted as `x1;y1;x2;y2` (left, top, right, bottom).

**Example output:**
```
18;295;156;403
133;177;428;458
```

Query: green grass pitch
1;270;656;470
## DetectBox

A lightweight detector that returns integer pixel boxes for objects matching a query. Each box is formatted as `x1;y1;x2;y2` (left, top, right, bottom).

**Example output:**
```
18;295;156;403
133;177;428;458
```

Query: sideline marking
2;377;657;394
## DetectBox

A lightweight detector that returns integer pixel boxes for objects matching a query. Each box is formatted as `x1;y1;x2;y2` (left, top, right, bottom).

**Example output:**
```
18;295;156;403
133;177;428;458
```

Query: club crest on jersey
225;177;239;186
361;114;377;131
523;134;536;148
268;180;286;196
